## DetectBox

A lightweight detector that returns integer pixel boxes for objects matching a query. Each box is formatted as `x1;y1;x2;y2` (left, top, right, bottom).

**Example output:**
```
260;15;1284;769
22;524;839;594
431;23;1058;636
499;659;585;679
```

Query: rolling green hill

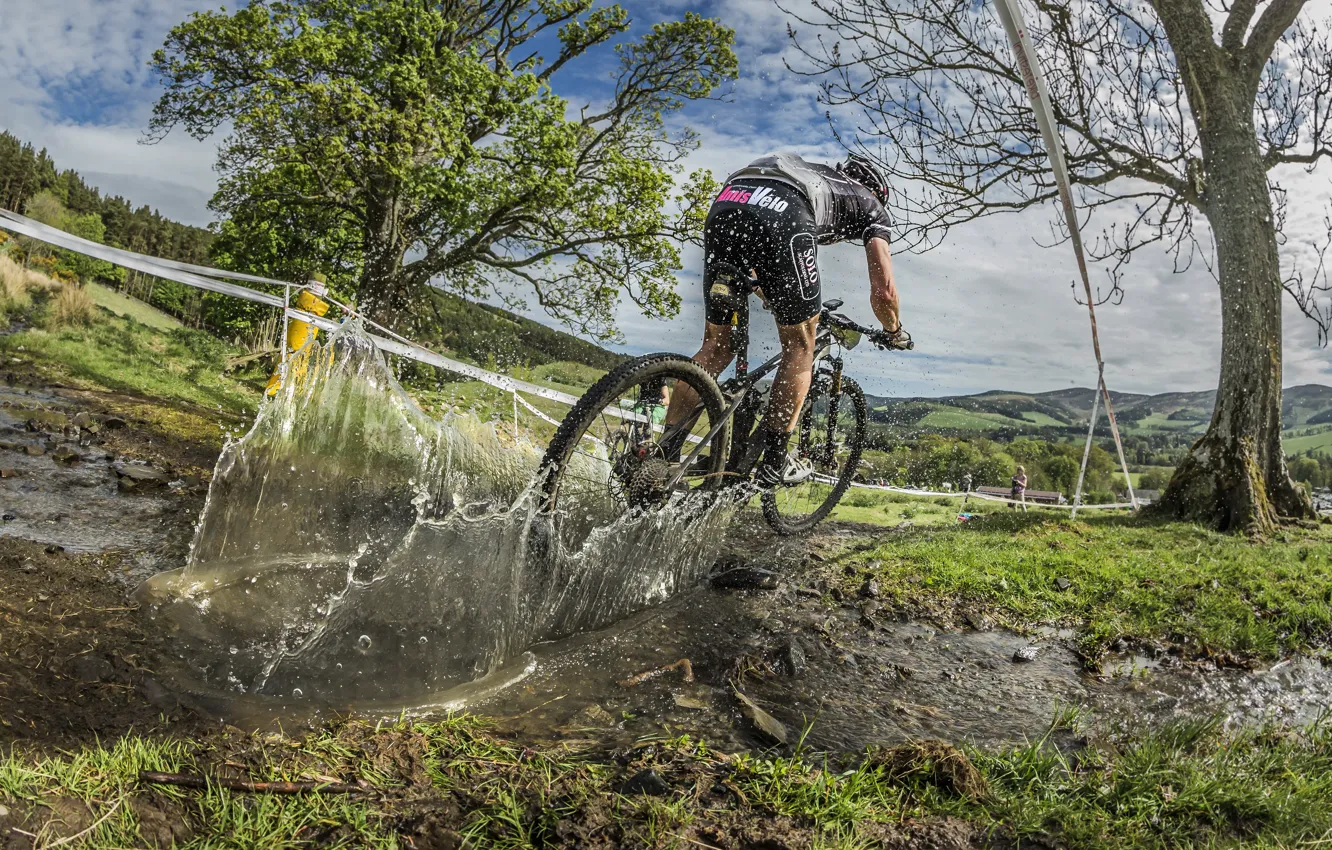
865;384;1332;445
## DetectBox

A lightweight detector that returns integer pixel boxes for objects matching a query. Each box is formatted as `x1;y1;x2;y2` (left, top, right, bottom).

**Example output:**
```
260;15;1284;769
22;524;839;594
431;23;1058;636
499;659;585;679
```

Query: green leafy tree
149;0;736;339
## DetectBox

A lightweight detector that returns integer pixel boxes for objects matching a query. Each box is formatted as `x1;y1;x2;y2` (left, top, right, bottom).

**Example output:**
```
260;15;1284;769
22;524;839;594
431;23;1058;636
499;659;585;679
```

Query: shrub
0;255;32;310
46;284;97;329
168;326;228;368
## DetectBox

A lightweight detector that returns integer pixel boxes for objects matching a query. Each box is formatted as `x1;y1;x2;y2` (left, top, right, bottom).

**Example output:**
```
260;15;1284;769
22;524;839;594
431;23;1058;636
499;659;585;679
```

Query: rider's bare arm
866;237;900;333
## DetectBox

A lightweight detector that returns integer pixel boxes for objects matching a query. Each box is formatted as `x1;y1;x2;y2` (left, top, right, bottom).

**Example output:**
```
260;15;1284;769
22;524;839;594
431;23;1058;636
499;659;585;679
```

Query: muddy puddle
15;323;1325;755
0;385;183;569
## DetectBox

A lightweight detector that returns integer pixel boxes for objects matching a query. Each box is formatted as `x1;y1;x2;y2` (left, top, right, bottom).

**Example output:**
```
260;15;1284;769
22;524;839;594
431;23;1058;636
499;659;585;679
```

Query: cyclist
663;151;909;487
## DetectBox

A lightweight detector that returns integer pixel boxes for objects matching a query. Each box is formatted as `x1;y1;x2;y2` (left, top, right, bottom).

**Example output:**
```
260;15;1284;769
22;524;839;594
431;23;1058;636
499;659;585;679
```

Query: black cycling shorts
702;180;821;327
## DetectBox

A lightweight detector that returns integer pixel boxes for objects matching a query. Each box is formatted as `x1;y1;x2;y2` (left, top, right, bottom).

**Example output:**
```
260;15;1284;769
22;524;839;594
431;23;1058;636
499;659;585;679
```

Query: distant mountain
864;384;1332;435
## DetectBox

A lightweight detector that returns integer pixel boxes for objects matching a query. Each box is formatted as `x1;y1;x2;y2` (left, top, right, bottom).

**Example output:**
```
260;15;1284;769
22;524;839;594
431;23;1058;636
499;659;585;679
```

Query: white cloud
0;0;220;225
0;0;1327;396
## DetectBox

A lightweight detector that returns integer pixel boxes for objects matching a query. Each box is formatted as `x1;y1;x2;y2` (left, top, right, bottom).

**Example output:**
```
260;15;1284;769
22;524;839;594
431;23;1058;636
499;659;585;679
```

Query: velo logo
716;184;790;213
790;233;818;298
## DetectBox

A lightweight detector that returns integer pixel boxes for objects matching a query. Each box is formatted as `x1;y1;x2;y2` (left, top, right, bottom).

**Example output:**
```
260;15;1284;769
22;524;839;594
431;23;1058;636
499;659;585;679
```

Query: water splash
142;322;733;705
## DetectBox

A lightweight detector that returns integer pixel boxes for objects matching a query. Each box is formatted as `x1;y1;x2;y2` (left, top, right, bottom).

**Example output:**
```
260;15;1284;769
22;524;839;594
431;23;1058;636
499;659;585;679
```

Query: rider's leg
750;315;819;484
664;320;734;427
764;315;820;433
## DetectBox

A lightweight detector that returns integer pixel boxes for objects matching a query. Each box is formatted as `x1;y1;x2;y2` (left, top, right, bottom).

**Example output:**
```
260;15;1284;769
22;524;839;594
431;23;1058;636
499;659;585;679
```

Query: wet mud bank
0;380;221;745
2;366;1330;758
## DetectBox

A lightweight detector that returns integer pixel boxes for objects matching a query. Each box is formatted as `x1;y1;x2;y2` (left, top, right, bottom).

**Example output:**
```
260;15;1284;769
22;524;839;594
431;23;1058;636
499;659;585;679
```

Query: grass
919;406;1030;430
1284;426;1332;456
2;312;259;415
84;281;182;331
1;715;1329;849
830;484;1013;525
829;511;1332;660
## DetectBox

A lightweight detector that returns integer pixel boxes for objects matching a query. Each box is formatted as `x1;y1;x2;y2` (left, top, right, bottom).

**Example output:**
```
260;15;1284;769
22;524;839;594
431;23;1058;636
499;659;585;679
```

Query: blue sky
1;0;1329;397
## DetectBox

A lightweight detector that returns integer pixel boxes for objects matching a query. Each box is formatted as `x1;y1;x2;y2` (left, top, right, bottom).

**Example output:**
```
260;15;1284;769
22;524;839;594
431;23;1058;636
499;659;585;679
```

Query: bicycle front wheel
762;373;867;535
539;353;731;519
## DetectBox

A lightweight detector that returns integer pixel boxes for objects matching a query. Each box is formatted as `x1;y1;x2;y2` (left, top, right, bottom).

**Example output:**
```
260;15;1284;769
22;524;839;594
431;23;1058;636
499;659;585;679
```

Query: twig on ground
139;771;364;794
618;658;694;688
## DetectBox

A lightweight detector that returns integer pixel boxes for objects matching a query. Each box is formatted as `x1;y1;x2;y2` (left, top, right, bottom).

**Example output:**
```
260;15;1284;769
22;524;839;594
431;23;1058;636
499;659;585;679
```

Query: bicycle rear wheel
539;353;731;519
761;374;867;534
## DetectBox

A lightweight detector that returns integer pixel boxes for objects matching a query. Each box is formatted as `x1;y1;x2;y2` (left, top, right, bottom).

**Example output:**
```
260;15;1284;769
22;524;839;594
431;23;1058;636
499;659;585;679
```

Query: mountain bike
538;264;910;535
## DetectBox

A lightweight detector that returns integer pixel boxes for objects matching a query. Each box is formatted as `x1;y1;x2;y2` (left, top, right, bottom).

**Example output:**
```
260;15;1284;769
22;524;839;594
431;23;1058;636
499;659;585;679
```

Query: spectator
1010;465;1028;512
960;472;972;493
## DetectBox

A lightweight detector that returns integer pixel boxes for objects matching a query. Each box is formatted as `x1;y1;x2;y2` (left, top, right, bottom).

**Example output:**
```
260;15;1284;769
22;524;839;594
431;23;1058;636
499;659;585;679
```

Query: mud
0;380;216;746
3;370;1332;758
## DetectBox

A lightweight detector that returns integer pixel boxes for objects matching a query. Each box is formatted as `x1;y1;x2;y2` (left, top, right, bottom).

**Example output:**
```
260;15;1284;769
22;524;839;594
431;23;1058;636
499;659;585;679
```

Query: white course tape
844;478;1133;510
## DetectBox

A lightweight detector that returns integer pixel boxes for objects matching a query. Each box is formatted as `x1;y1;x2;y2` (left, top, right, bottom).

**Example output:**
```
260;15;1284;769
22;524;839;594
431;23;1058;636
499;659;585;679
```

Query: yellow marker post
266;277;331;396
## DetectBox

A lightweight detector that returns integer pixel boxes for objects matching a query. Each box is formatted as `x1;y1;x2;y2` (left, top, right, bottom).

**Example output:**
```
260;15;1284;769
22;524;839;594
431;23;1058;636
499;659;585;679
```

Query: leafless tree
784;0;1332;532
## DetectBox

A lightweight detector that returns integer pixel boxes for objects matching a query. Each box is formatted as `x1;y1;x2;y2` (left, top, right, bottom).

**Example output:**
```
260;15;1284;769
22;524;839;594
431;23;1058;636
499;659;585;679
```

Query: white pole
1071;382;1101;519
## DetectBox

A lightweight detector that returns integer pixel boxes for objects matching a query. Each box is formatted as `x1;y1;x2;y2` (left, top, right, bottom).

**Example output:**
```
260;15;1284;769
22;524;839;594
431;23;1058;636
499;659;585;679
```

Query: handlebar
820;309;914;351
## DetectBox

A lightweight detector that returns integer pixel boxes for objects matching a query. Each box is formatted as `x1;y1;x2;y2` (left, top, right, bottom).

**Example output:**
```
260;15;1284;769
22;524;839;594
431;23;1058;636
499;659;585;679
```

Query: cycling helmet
838;153;890;206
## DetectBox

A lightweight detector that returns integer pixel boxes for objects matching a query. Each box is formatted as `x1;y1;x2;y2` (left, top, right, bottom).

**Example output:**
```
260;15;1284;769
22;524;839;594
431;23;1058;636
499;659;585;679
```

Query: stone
25;409;68;431
963;611;993;631
574;704;615;727
51;445;80;463
621;769;671;796
1;513;14;521
0;468;19;478
101;415;128;429
777;639;807;677
1012;646;1040;663
1054;577;1072;591
711;566;779;591
672;694;708;711
860;578;881;599
71;411;95;429
72;655;116;684
115;464;170;484
44;544;63;554
137;676;178;710
735;689;788;746
24;443;45;456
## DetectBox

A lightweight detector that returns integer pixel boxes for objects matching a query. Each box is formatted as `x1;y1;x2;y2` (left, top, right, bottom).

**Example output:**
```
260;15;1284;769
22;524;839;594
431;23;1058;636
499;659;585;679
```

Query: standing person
960;472;973;493
1010;465;1028;512
663;151;912;488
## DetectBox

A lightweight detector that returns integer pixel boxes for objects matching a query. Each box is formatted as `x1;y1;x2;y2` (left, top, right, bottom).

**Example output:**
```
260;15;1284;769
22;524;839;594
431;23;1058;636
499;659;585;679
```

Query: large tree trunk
1154;105;1314;533
358;189;416;333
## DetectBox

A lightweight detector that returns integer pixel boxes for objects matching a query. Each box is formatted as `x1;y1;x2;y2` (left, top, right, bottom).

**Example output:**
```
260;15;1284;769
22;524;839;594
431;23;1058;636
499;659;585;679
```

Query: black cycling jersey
701;153;893;327
724;152;893;246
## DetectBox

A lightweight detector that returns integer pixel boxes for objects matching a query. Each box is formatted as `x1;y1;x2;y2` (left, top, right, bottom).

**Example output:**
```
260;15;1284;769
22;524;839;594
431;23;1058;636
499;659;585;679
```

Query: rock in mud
574;704;616;727
711;565;780;591
100;415;128;429
672;693;709;711
71;411;95;429
1012;645;1040;663
860;578;881;599
24;443;45;456
734;689;788;746
1054;577;1073;591
25;409;68;432
71;654;116;684
776;639;807;677
621;768;672;796
0;467;19;478
51;445;80;464
136;676;178;710
115;464;170;490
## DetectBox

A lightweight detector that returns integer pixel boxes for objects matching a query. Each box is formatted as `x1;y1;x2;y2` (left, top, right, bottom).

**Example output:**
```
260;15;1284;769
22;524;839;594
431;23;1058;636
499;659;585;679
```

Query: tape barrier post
1070;379;1101;519
992;0;1137;509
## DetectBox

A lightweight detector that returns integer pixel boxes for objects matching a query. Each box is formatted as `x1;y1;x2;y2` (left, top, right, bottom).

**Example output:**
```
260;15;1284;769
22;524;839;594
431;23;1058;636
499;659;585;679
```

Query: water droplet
229;645;238;655
292;688;303;698
418;636;428;645
358;634;372;651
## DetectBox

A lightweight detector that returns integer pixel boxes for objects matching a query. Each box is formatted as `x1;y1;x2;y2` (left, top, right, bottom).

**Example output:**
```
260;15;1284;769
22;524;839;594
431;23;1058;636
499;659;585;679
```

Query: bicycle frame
661;302;851;491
